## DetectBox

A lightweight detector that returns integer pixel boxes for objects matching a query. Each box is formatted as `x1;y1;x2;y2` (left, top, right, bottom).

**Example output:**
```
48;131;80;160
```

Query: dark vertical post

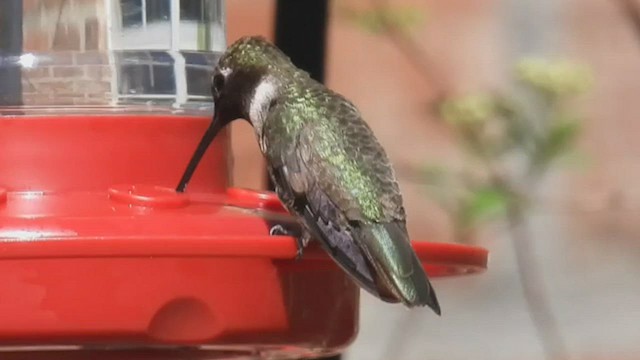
274;0;329;83
268;0;330;190
0;0;23;106
270;2;340;360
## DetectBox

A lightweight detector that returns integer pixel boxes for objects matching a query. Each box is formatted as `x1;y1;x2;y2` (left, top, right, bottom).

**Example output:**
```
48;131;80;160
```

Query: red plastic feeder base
0;186;487;359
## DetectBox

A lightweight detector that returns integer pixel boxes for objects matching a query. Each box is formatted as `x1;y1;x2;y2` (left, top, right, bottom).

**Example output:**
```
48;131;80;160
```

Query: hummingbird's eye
213;73;225;95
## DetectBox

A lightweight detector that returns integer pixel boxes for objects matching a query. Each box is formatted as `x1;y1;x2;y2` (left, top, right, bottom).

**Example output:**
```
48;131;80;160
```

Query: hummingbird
176;36;440;313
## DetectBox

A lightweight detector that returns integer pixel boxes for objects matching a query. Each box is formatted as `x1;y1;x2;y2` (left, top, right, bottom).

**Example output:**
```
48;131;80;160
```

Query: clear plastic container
0;0;229;193
0;0;225;114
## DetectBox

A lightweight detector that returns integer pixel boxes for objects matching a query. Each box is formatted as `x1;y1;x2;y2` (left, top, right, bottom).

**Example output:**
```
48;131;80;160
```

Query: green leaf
459;187;509;227
516;58;593;97
534;120;581;167
439;94;495;126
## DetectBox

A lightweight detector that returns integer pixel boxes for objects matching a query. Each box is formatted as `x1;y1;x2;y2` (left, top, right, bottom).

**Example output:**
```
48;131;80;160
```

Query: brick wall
21;0;111;105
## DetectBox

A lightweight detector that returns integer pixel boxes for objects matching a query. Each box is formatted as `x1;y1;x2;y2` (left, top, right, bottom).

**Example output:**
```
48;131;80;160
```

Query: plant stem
506;203;569;360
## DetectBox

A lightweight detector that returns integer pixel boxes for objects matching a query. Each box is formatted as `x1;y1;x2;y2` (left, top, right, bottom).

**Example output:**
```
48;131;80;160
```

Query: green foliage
441;94;495;126
532;119;581;169
459;187;509;229
430;59;592;241
517;58;593;97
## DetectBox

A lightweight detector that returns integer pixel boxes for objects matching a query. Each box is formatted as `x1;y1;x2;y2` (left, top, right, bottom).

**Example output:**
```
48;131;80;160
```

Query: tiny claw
294;233;311;261
294;240;304;260
269;224;288;236
268;224;309;260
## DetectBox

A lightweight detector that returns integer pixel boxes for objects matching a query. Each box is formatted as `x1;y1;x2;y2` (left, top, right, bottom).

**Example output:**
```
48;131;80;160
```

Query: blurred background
227;0;640;359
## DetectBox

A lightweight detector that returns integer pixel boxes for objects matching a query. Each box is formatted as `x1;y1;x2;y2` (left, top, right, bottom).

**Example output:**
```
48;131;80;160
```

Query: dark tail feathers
355;222;441;314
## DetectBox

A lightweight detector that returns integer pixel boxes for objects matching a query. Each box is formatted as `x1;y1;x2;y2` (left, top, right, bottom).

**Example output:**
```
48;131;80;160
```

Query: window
112;0;222;103
146;0;170;23
119;0;170;28
120;0;142;27
183;51;214;97
180;0;204;21
116;51;175;96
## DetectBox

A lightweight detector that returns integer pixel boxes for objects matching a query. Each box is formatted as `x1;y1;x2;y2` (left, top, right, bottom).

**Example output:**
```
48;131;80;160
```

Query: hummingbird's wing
267;126;395;302
265;95;439;309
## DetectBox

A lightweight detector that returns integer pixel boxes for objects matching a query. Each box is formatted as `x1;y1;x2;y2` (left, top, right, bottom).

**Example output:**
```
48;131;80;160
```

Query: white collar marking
249;77;278;130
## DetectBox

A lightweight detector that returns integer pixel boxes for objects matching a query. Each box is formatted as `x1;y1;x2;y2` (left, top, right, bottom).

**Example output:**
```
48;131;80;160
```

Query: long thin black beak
176;111;225;192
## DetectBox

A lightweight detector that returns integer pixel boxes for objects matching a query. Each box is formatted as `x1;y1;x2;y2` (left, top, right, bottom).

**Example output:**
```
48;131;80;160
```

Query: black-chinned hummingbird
176;36;440;313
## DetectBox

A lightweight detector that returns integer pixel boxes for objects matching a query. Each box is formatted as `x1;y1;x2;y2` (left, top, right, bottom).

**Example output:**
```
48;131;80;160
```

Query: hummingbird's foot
268;225;309;260
294;233;311;261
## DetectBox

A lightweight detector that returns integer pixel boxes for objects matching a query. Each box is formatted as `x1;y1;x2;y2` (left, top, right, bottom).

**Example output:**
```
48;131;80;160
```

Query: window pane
120;0;143;28
146;0;170;23
116;51;176;96
151;65;176;94
183;52;217;96
118;65;151;94
180;0;203;21
186;67;212;96
150;51;173;64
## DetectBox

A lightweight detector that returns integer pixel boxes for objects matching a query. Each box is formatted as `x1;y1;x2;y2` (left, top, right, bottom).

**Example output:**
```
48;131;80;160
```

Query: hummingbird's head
211;36;297;130
176;37;297;192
